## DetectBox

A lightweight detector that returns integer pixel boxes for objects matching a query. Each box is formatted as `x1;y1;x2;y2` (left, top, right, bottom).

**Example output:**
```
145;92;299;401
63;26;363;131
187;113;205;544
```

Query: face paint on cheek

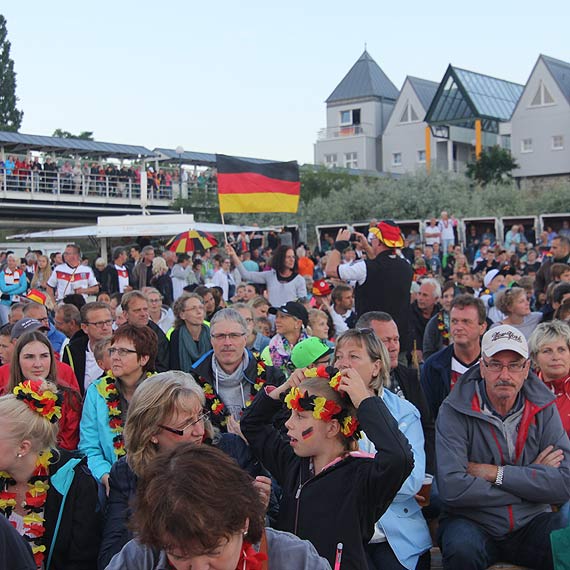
301;427;314;440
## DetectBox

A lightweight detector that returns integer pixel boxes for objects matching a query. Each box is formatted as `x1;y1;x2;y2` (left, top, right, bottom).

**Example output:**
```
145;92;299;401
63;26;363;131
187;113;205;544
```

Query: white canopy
7;213;269;259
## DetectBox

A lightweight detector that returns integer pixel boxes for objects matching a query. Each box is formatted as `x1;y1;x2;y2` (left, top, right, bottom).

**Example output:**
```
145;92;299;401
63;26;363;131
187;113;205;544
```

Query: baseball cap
483;269;500;289
481;325;529;359
291;337;333;369
11;318;49;340
268;301;309;327
368;220;404;248
312;280;333;296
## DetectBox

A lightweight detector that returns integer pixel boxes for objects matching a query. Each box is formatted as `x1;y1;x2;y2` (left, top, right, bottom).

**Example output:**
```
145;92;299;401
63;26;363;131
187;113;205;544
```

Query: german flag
216;154;300;214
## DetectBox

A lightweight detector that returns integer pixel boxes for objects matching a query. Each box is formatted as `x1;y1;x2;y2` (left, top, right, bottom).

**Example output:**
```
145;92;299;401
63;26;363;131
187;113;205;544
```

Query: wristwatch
494;465;504;486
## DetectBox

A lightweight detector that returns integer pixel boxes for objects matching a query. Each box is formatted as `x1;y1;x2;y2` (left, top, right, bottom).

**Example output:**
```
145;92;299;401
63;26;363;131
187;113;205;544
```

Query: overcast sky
3;1;568;164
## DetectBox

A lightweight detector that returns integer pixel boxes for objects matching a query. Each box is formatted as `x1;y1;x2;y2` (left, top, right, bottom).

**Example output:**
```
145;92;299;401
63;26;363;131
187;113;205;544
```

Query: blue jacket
420;344;454;420
79;375;120;481
359;389;432;570
0;269;27;305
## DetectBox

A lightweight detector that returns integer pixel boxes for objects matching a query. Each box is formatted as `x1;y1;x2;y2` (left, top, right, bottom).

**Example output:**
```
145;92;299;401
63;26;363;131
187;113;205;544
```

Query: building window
324;154;338;168
399;102;420;124
344;152;358;169
392;152;402;166
530;81;555;107
521;138;533;153
340;109;361;125
552;135;564;150
417;150;426;163
501;135;511;151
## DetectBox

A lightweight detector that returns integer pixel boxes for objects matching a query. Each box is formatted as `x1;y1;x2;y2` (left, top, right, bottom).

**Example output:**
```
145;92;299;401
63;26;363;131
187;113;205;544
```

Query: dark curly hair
269;245;298;275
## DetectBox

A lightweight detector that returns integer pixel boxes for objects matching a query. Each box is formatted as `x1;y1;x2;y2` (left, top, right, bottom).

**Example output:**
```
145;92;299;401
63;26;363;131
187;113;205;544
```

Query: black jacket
147;320;170;372
44;449;101;570
354;251;413;351
241;391;413;570
100;264;129;295
391;364;436;475
62;331;89;396
0;516;35;570
98;433;273;569
409;301;441;357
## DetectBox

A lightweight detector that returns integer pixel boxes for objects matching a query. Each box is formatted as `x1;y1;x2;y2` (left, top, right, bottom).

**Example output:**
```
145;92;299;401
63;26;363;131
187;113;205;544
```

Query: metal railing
317;122;375;141
0;169;219;203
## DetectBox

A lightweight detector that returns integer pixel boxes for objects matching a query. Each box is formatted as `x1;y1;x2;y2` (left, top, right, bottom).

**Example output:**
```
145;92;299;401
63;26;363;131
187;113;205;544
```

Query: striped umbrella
166;229;218;253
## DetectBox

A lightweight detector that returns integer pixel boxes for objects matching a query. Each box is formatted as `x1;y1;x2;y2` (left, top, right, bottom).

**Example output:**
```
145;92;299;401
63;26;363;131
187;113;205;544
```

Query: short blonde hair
151;257;168;276
124;371;212;476
0;380;59;452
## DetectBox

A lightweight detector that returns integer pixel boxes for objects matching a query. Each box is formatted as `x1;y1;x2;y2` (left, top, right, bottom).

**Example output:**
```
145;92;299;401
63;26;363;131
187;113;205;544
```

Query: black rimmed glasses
108;347;138;357
86;319;113;329
210;332;246;341
159;411;210;436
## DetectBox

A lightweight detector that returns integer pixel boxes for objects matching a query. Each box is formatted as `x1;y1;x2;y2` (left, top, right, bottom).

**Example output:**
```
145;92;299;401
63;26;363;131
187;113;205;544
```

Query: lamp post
175;145;184;200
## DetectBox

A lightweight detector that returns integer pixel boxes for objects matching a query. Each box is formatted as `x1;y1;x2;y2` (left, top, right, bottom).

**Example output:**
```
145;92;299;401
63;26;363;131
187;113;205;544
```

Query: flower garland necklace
198;357;268;429
437;310;451;345
237;541;268;570
0;450;54;568
102;371;154;458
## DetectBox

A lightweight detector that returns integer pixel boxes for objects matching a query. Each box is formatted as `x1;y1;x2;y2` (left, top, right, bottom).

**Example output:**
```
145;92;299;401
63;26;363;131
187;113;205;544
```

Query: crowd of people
0;154;218;200
0;213;569;570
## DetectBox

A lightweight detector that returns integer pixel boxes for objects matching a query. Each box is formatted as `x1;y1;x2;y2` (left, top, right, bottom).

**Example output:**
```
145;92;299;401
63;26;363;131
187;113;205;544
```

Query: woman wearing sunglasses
98;370;274;569
78;324;157;498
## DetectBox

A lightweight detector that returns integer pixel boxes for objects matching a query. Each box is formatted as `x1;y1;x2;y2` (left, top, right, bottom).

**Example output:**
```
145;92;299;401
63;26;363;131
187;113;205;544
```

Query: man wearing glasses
436;324;570;570
63;301;113;395
191;308;285;432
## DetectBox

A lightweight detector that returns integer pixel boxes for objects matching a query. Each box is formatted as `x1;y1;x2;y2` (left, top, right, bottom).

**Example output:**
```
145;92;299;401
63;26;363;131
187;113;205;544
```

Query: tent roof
153;148;276;167
7;214;267;240
0;131;154;158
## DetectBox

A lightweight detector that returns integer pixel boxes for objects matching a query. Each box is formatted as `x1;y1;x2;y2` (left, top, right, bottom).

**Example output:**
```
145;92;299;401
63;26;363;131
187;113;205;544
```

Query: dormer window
530;81;555;107
399;101;420;123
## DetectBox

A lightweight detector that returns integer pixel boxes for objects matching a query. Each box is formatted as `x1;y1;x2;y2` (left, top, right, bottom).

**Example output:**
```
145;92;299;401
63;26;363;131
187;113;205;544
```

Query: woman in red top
6;331;82;450
529;320;570;435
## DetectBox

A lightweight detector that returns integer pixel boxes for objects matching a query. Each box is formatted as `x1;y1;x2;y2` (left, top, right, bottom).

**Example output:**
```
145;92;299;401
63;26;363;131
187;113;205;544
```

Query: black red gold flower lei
0;450;53;567
14;380;62;423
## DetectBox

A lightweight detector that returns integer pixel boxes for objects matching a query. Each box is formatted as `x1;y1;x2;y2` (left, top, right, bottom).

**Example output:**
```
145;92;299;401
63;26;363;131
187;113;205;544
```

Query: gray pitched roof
0;131;153;158
407;76;439;111
153;148;275;167
326;50;399;103
541;54;570;104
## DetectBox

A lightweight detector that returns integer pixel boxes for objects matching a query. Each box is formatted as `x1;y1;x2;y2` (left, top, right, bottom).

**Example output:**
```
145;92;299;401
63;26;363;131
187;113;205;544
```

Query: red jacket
0;361;82;450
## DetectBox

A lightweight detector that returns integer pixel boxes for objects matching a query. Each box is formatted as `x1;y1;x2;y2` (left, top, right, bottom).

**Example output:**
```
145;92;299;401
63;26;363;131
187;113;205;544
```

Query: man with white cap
436;324;570;570
479;268;506;323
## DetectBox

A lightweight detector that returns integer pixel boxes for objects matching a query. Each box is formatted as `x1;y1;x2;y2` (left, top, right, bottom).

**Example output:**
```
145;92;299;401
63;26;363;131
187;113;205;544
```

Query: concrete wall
511;58;570;177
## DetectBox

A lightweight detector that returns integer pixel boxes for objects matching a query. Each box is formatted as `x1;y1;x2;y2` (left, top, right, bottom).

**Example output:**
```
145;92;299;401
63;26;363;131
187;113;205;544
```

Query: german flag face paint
301;427;314;440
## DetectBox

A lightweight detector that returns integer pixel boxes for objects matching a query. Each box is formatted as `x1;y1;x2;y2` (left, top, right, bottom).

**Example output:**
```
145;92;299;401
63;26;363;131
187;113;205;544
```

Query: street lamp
175;145;184;200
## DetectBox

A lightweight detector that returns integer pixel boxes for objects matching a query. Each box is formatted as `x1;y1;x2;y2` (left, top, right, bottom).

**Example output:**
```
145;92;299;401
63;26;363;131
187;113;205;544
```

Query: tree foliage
52;129;94;140
465;145;518;186
0;15;23;132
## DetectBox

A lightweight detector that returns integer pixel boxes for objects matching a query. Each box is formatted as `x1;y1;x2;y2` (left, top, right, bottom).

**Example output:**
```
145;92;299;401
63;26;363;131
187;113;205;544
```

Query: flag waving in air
216;154;300;214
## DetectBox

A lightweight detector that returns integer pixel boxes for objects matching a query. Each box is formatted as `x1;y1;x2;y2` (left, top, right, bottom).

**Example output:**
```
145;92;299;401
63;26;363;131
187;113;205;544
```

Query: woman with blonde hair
30;254;52;292
98;370;273;569
0;380;100;569
492;286;542;339
150;257;173;306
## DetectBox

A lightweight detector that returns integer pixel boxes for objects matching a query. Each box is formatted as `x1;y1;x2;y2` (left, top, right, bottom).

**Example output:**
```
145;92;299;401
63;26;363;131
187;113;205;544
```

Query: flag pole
220;211;229;245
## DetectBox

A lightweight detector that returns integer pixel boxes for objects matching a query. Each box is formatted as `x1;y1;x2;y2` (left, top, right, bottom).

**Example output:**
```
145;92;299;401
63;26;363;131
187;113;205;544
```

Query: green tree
0;15;23;132
52;129;94;140
465;145;518;186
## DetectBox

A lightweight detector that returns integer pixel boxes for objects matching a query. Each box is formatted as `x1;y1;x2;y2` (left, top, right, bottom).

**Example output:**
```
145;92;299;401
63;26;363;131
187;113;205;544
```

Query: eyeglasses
85;319;113;328
159;411;210;436
482;359;527;373
108;347;138;357
210;332;246;341
37;317;50;324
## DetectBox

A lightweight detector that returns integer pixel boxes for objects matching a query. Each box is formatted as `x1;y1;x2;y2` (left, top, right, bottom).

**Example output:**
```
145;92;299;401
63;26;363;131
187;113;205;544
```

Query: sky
2;1;569;165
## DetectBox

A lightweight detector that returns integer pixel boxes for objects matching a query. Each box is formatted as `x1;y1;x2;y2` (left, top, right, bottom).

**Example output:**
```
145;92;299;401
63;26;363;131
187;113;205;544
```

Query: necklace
237;541;268;570
0;450;53;568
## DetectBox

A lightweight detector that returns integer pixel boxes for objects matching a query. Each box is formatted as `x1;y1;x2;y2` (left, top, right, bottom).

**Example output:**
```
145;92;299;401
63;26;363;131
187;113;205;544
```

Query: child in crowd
241;352;413;569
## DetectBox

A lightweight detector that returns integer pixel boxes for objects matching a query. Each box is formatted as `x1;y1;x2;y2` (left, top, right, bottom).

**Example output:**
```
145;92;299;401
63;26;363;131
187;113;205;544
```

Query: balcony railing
317;122;375;141
0;169;218;205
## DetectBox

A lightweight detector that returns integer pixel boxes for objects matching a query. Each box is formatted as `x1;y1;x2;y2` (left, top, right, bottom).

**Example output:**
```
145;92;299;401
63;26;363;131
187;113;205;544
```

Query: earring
16;453;22;458
151;438;158;444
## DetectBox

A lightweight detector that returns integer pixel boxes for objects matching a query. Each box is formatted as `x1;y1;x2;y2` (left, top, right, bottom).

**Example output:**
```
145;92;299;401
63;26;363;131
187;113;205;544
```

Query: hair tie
13;380;63;423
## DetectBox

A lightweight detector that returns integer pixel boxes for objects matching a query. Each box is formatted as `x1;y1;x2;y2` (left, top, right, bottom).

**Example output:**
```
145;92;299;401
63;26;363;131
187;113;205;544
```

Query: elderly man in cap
436;324;570;570
191;307;285;432
326;220;413;356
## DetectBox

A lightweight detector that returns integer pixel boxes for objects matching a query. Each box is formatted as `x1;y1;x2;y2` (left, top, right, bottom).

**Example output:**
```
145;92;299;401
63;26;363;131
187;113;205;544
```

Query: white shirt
115;264;130;293
47;263;98;301
424;225;441;245
84;344;103;391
